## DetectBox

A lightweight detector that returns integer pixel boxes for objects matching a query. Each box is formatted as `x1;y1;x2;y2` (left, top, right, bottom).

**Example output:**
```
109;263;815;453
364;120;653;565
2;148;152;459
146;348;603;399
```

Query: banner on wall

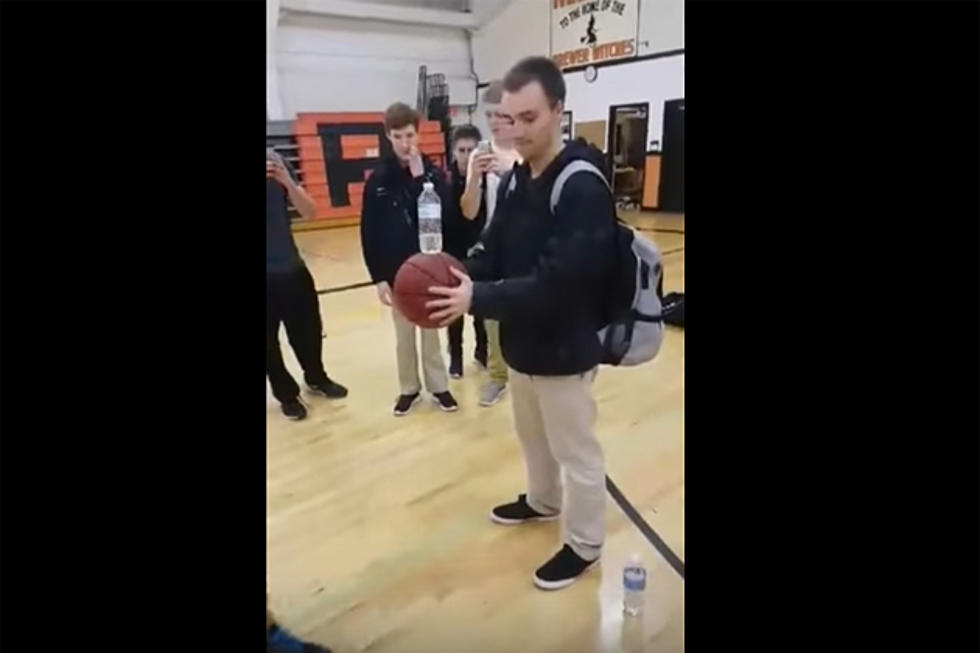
551;0;639;70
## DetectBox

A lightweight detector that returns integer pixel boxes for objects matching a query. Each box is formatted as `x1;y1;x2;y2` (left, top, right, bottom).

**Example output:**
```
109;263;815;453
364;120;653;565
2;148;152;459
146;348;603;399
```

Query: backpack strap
549;160;611;214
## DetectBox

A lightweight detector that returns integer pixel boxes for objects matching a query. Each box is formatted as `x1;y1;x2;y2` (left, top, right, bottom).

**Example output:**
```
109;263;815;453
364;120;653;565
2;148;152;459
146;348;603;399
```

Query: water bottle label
623;568;646;591
419;205;440;219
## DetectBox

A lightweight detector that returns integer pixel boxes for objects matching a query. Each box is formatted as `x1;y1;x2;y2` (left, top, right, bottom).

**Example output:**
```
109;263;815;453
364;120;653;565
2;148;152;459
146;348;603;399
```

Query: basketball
393;252;465;328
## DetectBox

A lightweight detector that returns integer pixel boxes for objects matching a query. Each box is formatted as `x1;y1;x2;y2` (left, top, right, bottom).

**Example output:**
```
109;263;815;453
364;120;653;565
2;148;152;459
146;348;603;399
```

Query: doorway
606;103;649;211
659;98;684;212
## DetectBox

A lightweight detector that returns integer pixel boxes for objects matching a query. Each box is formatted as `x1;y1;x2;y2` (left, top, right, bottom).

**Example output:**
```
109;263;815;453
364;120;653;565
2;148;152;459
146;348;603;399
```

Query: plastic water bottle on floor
623;554;646;616
418;181;442;254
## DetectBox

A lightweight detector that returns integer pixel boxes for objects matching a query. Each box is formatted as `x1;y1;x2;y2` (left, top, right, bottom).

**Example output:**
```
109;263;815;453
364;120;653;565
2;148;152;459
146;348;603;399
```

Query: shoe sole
432;395;459;412
449;373;462;379
532;559;600;591
489;510;560;525
393;394;423;417
479;386;507;407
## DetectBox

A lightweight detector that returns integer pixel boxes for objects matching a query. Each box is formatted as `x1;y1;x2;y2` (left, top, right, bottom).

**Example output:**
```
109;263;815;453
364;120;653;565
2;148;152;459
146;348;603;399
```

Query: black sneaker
393;392;421;416
281;399;307;421
432;391;458;412
307;378;348;399
449;359;463;379
489;493;559;525
533;544;599;591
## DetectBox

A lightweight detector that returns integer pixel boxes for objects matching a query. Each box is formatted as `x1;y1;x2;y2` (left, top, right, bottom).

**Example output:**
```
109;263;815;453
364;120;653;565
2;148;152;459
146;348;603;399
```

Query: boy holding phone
266;149;348;420
444;126;489;377
460;81;523;407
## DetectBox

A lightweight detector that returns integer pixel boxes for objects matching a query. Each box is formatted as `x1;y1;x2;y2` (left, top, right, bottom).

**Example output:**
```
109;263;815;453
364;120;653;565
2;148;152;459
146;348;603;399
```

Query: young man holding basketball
460;80;523;407
445;124;489;378
360;102;458;416
427;58;616;589
267;149;348;421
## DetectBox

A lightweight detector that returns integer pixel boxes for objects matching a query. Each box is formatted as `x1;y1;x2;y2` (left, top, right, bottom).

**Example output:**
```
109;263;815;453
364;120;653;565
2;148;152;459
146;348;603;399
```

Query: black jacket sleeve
469;172;615;322
359;178;384;284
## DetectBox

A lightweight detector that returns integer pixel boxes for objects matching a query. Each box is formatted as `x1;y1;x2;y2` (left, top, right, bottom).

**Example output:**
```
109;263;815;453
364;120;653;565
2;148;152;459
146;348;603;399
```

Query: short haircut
384;102;420;132
502;56;566;108
481;80;504;104
452;124;482;144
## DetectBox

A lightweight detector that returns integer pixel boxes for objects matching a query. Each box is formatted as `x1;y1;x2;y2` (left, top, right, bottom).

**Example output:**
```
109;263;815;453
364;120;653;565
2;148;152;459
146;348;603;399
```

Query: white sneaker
478;382;507;407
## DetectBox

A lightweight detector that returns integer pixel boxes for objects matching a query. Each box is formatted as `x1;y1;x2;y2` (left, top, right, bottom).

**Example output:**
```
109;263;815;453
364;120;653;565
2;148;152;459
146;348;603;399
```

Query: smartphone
475;140;492;155
266;148;283;164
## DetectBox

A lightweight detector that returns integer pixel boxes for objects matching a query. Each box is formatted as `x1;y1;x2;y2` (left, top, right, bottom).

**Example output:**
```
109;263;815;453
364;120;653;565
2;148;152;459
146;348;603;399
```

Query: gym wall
275;13;478;118
565;53;684;149
471;0;684;150
289;114;447;227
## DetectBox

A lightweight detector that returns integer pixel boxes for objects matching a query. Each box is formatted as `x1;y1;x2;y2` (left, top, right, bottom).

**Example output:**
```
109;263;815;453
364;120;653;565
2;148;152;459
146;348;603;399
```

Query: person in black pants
267;149;348;420
445;125;488;378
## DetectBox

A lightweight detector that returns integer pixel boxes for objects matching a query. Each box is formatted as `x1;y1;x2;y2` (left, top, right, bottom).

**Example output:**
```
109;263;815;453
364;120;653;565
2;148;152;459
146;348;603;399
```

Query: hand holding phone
468;140;496;180
266;149;290;186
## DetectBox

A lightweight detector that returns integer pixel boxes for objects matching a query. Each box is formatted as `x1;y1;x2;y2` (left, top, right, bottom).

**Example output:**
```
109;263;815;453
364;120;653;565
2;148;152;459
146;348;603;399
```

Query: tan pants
392;307;448;395
509;368;604;561
485;319;509;385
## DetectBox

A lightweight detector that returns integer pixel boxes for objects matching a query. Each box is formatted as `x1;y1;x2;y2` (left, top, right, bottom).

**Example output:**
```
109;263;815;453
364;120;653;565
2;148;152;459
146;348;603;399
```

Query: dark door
659;99;684;212
606;102;649;205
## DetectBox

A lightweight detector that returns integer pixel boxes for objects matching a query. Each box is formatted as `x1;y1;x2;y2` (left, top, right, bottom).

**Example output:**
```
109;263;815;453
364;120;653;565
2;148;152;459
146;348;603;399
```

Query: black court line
311;269;686;572
636;228;686;235
314;249;683;296
606;475;685;579
316;281;374;295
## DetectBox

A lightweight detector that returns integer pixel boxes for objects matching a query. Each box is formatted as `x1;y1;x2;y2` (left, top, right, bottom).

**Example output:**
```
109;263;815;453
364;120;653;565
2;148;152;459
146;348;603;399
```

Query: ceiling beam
280;0;478;29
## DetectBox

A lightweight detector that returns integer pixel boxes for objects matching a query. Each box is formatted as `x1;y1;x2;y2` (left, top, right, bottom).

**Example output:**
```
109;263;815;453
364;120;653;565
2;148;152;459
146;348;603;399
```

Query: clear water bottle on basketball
417;181;442;254
623;554;646;616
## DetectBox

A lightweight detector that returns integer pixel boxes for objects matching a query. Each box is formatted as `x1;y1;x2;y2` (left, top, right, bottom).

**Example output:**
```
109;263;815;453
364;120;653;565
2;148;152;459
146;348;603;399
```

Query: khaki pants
509;368;604;561
392;307;448;395
485;319;509;385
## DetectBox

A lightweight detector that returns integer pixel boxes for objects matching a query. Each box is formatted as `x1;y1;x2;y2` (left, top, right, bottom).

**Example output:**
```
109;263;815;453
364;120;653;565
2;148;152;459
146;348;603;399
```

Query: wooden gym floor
267;211;685;652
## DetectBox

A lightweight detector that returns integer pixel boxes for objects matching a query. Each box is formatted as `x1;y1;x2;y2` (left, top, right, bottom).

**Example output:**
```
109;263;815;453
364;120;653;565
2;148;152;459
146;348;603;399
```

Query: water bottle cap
629;553;643;566
423;181;434;189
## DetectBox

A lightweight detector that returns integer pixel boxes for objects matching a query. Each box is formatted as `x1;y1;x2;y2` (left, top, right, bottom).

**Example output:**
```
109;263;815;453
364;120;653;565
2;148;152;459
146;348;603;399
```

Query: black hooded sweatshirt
466;140;616;376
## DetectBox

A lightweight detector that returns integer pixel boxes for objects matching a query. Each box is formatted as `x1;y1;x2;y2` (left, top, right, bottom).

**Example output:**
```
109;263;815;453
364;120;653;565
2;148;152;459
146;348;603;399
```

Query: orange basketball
393;252;466;329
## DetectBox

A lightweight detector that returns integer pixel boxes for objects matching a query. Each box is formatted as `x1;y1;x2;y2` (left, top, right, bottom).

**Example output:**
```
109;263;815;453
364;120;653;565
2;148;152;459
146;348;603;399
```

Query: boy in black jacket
426;58;615;590
445;124;488;378
360;103;458;416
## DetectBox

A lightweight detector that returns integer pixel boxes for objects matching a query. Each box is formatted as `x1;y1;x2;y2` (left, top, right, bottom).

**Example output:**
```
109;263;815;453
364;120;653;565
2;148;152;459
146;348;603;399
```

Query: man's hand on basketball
426;267;472;327
377;281;393;307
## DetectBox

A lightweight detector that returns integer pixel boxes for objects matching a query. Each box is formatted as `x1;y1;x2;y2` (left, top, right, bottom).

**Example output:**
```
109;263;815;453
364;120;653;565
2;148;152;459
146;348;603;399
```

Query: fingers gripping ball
393;252;466;328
